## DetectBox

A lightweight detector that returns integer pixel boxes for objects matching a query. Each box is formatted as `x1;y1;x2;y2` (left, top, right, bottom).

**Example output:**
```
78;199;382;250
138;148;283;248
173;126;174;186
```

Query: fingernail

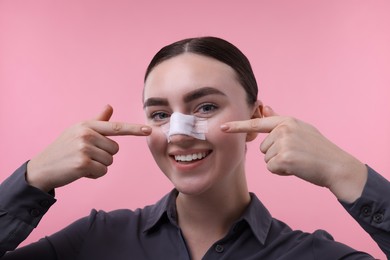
141;126;152;134
220;124;229;131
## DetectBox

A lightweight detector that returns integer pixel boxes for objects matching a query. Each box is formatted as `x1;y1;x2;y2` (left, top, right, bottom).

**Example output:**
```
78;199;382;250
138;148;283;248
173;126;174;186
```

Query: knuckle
77;127;95;141
284;117;300;130
276;124;291;135
267;152;294;175
285;117;299;125
77;142;91;154
74;155;92;172
77;121;92;131
250;118;261;130
266;161;278;174
277;152;295;172
259;142;268;154
77;121;88;128
278;151;291;164
110;122;123;133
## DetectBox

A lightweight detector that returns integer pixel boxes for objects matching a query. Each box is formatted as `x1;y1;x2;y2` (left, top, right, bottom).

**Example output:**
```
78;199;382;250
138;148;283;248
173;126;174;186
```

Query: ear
246;100;263;142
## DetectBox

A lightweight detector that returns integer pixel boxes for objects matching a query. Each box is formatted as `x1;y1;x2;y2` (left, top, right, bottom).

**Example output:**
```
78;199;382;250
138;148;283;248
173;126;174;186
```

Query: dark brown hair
144;36;258;105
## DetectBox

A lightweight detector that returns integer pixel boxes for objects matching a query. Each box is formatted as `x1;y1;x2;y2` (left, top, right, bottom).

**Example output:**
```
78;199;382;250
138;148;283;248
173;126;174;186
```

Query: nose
163;112;207;142
168;133;196;144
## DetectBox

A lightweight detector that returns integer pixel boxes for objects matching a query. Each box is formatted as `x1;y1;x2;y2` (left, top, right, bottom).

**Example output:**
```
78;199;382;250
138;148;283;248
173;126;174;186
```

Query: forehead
143;53;243;100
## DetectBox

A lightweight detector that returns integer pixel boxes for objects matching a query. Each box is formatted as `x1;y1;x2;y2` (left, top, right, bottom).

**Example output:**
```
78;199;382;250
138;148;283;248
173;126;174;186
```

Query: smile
174;151;209;162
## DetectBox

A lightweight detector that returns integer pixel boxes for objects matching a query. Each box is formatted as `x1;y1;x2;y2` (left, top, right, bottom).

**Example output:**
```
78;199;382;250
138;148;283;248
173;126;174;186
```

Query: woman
0;37;388;259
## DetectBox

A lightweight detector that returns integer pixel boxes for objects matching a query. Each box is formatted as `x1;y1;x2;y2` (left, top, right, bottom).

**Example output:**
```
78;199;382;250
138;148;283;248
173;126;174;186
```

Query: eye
196;103;218;114
150;111;170;122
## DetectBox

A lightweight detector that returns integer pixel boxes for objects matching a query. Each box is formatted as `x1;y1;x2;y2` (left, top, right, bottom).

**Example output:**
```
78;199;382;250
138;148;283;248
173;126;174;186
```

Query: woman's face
143;53;255;195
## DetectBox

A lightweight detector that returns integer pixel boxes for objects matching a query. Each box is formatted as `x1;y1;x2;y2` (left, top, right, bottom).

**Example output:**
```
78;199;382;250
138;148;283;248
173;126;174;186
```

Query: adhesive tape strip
161;112;208;142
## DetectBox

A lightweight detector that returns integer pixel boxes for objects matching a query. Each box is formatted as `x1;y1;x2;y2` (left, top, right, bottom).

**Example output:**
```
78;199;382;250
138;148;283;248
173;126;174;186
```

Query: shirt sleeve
340;165;390;257
1;210;94;260
0;162;56;257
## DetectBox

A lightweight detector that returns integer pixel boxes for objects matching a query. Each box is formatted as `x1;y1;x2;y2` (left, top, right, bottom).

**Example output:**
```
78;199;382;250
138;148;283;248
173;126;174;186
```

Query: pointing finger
220;116;288;134
87;121;152;136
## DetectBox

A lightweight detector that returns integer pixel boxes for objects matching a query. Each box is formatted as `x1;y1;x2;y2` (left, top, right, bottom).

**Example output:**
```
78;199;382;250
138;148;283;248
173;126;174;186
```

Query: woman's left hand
220;106;368;203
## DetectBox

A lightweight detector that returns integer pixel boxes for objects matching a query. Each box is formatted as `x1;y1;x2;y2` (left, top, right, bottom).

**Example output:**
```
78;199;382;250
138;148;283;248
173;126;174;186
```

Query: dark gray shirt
1;163;389;259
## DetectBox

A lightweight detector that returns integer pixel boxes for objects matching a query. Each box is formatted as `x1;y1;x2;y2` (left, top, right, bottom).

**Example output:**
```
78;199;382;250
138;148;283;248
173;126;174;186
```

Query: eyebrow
183;87;226;103
143;97;169;108
143;87;226;109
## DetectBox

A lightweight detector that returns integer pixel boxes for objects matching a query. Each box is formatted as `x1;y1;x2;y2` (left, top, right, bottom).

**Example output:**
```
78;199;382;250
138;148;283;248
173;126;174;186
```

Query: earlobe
245;100;263;142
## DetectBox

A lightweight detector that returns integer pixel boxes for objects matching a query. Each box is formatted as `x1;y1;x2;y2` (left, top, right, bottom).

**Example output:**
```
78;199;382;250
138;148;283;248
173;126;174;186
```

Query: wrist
328;157;368;203
26;160;52;192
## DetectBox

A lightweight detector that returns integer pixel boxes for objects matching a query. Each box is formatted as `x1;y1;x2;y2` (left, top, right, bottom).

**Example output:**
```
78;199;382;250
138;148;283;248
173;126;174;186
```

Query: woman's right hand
26;105;152;192
221;106;367;203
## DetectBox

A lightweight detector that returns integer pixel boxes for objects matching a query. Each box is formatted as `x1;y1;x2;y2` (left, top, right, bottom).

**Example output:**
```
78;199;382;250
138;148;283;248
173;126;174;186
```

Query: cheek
146;131;172;178
146;127;167;156
204;108;250;152
205;117;247;147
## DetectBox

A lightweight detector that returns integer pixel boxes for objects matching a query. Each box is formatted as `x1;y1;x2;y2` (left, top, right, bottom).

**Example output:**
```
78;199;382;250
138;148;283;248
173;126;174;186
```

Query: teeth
175;152;207;162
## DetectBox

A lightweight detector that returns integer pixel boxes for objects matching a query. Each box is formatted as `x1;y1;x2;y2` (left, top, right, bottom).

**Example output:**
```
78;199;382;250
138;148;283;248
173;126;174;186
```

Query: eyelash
149;103;218;122
196;103;218;115
150;111;170;122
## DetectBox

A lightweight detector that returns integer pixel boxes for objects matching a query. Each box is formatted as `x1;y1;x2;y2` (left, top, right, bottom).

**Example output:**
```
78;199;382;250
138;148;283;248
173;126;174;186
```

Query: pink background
1;0;389;258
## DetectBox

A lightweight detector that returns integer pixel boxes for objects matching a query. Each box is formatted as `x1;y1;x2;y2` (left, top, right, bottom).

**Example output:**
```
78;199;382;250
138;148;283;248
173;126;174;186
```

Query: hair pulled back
144;36;258;105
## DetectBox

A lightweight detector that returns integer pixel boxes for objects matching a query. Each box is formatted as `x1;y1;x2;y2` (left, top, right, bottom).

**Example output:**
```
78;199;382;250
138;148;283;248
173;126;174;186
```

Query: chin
171;179;213;197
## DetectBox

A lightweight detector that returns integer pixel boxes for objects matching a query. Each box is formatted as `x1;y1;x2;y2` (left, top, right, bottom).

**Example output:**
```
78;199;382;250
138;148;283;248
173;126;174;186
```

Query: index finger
87;121;152;136
220;116;287;134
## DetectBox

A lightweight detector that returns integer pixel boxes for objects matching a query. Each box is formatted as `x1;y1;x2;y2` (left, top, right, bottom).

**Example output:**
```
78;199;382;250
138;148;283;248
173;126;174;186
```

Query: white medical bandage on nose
161;112;208;142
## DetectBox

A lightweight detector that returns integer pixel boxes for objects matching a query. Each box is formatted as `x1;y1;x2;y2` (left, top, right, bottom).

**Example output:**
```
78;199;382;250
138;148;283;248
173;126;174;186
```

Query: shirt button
30;208;40;217
373;213;384;223
215;244;224;253
361;206;372;217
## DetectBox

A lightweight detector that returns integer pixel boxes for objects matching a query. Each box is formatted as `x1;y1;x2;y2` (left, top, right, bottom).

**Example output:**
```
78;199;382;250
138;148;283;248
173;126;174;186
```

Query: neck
174;168;250;260
176;172;251;236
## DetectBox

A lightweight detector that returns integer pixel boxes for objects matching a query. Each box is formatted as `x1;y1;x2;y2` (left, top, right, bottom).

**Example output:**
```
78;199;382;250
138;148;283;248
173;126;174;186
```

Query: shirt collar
143;189;178;233
238;192;273;245
142;190;273;245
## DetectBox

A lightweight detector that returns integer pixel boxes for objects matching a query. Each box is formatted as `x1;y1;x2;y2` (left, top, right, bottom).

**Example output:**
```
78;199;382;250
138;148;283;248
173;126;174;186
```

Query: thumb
95;104;114;121
263;105;278;117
